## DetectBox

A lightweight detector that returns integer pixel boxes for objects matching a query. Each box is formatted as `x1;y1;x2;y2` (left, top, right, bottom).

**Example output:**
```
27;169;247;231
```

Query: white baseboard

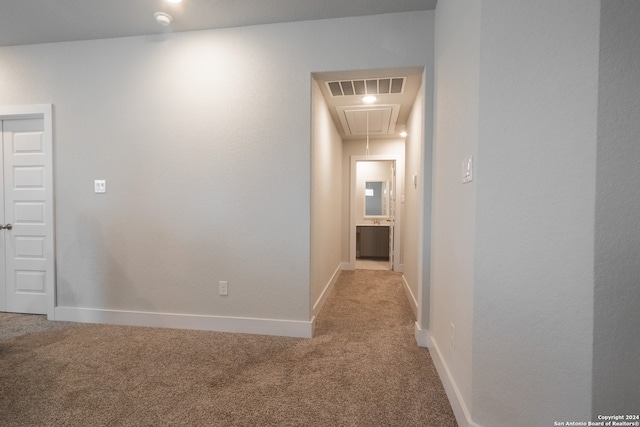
414;321;431;347
402;275;418;317
54;306;314;338
341;261;355;271
312;263;343;317
428;333;481;427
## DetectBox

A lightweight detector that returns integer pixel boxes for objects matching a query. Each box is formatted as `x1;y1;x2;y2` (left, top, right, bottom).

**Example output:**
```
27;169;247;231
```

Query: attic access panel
336;105;400;136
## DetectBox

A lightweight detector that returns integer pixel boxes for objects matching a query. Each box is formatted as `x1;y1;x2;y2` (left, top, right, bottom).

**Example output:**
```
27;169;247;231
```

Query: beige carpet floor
0;270;456;426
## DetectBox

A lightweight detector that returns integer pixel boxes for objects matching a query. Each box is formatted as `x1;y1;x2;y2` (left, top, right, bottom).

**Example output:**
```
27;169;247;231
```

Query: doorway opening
351;156;400;272
310;66;427;322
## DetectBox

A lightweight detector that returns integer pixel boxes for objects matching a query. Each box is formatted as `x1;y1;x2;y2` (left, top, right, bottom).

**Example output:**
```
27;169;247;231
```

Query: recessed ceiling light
154;12;173;26
167;0;182;3
362;95;377;104
400;131;408;137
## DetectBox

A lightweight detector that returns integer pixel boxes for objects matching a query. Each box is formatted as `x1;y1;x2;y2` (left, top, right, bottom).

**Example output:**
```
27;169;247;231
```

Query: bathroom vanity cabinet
356;225;390;259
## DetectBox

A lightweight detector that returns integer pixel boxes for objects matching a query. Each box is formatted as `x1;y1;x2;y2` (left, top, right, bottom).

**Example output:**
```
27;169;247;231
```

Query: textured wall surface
432;0;603;425
473;0;599;425
310;80;343;312
593;0;640;415
0;11;433;323
403;84;426;319
431;0;481;415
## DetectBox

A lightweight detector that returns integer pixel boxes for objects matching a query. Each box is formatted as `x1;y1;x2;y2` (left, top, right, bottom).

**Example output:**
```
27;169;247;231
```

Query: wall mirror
364;180;389;218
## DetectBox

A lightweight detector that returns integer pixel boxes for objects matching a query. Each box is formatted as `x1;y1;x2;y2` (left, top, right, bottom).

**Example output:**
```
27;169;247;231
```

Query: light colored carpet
0;270;456;426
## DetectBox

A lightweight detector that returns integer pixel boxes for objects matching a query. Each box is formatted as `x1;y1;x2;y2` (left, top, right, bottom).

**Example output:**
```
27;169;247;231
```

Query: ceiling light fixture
362;95;377;104
400;131;408;138
167;0;182;3
154;12;173;26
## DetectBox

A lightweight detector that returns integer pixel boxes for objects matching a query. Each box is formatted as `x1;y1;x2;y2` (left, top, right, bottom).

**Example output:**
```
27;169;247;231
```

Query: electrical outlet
450;323;456;349
219;281;228;296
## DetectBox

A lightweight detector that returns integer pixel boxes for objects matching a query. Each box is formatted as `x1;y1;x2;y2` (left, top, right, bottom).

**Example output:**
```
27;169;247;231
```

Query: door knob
0;224;12;230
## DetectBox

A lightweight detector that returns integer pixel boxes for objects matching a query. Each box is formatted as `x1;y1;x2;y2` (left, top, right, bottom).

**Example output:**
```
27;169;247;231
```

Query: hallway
313;269;456;425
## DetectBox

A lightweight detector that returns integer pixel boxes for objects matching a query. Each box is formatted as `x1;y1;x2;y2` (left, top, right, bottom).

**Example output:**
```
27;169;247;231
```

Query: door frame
0;104;55;319
349;154;401;270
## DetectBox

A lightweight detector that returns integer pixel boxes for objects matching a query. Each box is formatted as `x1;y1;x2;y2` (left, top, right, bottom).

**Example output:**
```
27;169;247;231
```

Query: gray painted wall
433;0;601;425
310;79;342;313
432;0;481;412
404;84;426;319
474;1;599;424
593;0;640;415
0;12;433;322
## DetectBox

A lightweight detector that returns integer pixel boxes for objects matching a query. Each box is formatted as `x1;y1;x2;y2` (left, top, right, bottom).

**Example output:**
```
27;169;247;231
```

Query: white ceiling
0;0;437;47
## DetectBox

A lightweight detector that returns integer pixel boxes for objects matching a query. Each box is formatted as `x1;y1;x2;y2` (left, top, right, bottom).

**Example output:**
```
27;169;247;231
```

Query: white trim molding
428;332;481;427
341;261;354;271
414;321;430;347
312;263;342;317
55;306;314;338
403;275;418;318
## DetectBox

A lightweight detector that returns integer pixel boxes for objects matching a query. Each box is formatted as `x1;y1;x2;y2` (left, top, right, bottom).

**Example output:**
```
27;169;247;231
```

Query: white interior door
0;117;53;315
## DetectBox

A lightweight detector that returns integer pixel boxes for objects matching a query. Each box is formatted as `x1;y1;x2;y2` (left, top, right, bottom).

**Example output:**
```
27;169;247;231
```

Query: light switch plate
462;157;473;184
94;180;106;193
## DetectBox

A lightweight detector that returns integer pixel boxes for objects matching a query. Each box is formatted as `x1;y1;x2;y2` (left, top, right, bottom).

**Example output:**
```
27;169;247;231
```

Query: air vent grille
326;77;405;97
